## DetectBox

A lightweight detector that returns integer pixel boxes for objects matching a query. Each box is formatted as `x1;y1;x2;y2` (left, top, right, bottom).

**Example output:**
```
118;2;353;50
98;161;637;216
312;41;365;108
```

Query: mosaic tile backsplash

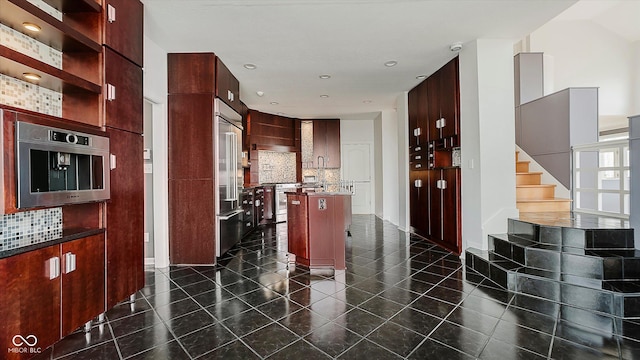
0;23;63;69
259;151;297;184
301;121;314;166
0;208;63;252
0;74;63;117
25;0;63;21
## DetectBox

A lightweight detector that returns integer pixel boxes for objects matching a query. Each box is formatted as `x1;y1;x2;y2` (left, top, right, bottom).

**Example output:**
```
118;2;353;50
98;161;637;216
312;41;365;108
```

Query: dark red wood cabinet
0;246;60;359
215;58;241;114
408;57;461;254
106;128;144;308
61;234;106;337
103;0;144;67
312;119;340;168
0;234;105;358
103;47;143;134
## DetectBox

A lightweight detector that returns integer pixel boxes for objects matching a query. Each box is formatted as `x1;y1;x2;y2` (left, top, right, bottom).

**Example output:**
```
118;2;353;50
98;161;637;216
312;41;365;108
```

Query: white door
342;143;372;214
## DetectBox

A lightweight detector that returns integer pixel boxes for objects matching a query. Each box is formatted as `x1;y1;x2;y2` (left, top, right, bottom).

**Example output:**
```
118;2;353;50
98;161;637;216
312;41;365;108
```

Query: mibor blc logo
8;335;42;355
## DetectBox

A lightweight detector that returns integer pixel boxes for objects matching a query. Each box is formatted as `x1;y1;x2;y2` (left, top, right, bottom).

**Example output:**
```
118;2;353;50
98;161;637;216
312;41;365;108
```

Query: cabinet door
325;120;341;168
409;170;429;237
104;48;143;134
103;0;143;67
442;168;461;253
427;73;441;142
429;169;442;243
215;58;241;113
312;120;327;168
287;194;309;259
408;86;419;150
416;81;429;146
61;234;105;337
440;58;460;139
0;246;61;357
106;128;144;308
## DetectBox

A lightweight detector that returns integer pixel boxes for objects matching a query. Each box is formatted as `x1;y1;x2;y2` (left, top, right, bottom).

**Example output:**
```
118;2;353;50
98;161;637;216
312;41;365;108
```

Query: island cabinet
0;233;105;359
311;119;340;168
286;192;350;270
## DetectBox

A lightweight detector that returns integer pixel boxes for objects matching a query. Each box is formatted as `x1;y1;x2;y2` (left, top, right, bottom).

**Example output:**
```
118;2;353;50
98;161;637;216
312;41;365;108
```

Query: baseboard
144;257;155;266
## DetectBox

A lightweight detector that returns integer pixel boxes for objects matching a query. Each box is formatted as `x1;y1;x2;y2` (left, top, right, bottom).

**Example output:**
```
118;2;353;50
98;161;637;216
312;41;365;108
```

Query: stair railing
572;139;630;218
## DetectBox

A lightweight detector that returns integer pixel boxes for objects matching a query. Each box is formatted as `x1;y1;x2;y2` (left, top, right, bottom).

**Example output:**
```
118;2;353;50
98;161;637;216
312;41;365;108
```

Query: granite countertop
0;228;105;259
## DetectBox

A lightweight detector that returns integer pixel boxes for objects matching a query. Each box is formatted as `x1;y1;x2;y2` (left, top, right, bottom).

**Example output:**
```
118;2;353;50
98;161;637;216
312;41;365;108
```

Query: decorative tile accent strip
259;151;297;184
0;23;63;69
25;0;63;21
0;208;63;252
0;74;63;117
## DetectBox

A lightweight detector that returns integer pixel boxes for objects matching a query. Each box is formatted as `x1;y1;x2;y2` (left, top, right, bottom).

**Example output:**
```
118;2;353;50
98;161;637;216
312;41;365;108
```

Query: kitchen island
286;190;352;270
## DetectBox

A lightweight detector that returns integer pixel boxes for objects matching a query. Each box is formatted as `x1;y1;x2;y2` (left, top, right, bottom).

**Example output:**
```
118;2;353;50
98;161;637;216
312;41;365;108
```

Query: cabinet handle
246;222;252;227
46;257;60;280
415;146;421;151
106;83;116;101
64;252;77;274
291;200;301;205
413;128;422;137
436;179;447;190
415;164;422;169
107;4;116;23
110;154;117;170
414;179;422;188
415;155;422;160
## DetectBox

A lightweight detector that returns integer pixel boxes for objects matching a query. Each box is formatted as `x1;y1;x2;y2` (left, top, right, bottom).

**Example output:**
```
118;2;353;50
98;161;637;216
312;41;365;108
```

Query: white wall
530;20;635;118
460;39;519;251
373;113;383;218
143;35;169;268
634;40;640;116
396;93;410;232
381;109;399;225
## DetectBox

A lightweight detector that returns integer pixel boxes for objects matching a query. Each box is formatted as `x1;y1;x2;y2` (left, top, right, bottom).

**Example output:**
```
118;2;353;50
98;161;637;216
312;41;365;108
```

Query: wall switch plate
144;163;153;173
318;198;327;210
144;232;150;243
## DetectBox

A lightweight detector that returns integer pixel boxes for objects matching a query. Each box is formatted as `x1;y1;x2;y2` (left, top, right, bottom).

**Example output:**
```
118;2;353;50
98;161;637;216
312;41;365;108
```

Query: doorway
342;143;373;214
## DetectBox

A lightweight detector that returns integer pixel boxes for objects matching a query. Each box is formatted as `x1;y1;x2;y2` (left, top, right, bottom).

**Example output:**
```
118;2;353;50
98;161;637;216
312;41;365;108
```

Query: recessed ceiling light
244;63;257;70
256;91;264;97
416;75;427;80
270;101;279;105
450;42;463;52
320;94;329;98
319;74;331;79
22;22;41;32
363;100;372;104
384;61;398;67
22;72;41;81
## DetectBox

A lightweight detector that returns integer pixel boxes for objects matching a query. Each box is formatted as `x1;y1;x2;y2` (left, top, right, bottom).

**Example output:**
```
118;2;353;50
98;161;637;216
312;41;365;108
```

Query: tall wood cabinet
408;57;461;254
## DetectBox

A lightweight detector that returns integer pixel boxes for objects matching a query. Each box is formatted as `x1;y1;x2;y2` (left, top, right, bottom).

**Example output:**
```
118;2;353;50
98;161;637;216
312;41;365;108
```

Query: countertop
0;228;105;259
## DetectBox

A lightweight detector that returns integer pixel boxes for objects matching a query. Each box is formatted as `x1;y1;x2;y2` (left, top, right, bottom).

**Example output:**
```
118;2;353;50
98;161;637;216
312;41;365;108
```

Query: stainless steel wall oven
16;121;111;209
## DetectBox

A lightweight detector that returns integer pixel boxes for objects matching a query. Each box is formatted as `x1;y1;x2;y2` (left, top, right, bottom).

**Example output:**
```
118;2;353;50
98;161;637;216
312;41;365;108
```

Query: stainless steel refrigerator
214;98;244;257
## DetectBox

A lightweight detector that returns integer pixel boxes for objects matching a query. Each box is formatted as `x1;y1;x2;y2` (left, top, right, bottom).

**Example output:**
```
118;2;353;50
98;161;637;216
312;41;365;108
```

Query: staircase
465;213;640;335
516;151;571;212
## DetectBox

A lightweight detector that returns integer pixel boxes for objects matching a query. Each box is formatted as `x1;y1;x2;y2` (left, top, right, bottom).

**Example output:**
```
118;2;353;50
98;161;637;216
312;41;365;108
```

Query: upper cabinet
312;119;340;169
427;57;459;142
103;47;143;133
215;57;241;114
168;52;216;94
103;0;144;67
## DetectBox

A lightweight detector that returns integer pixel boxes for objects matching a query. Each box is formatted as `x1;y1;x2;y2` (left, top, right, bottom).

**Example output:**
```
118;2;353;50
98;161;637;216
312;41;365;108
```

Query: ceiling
144;0;577;119
554;0;640;42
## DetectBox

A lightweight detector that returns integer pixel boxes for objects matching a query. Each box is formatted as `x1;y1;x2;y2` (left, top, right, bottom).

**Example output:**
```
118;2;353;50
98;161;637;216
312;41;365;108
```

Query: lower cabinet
0;234;105;359
106;128;144;308
262;185;275;224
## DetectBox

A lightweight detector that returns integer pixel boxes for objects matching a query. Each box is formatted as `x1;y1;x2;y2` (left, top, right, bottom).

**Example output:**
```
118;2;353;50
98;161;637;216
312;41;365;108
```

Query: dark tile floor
35;215;640;359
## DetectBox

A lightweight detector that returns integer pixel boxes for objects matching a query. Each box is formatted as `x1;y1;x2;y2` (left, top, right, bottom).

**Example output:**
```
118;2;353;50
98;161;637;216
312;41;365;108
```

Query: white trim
147;98;170;268
144;257;155;266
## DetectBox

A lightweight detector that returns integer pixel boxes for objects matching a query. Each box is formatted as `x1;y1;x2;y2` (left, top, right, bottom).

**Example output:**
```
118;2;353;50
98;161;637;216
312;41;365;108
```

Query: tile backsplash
0;74;63;117
25;0;63;21
0;23;63;69
259;151;297;184
0;208;63;252
301;121;314;166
